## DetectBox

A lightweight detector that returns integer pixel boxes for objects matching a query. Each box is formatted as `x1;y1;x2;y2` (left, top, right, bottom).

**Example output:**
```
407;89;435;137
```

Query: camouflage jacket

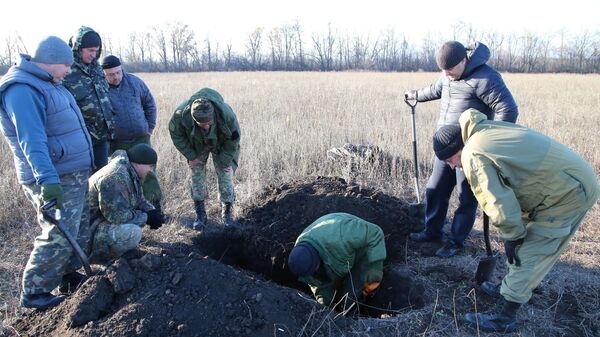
169;88;241;169
88;150;153;227
63;26;114;141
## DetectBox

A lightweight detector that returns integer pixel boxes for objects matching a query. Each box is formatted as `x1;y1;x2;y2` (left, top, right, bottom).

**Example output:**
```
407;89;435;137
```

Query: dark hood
462;42;490;78
68;26;102;65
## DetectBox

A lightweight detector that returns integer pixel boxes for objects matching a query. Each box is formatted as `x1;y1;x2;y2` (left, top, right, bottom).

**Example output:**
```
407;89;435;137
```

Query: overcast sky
3;0;599;52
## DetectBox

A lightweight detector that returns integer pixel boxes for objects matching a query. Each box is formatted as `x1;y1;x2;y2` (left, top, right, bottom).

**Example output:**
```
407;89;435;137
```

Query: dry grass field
1;71;599;336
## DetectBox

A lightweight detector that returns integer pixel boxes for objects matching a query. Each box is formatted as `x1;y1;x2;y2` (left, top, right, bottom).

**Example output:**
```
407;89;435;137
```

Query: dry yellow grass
1;72;599;334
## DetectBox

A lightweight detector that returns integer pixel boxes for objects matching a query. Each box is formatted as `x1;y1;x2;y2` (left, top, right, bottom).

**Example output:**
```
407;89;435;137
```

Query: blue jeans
92;140;109;172
423;157;478;244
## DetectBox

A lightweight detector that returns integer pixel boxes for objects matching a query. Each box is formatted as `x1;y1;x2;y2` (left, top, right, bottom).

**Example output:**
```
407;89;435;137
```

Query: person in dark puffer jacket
405;41;519;258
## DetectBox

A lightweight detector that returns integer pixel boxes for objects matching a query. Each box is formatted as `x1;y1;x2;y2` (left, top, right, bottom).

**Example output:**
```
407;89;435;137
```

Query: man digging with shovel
433;109;599;332
405;41;519;258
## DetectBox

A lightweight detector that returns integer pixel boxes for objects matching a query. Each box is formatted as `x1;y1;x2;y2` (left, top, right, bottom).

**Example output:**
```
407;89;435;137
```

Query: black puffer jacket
417;42;518;128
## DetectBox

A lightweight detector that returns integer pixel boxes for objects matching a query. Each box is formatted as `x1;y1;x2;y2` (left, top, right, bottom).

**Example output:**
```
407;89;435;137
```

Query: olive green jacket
168;88;240;169
460;109;600;241
296;213;386;305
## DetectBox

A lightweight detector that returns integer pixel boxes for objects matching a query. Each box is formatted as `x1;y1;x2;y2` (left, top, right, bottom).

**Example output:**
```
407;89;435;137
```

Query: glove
41;183;64;208
145;209;165;229
362;281;381;297
504;238;525;267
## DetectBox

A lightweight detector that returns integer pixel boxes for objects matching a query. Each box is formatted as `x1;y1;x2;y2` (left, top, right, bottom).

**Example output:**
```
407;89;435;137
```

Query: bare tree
168;22;196;71
292;21;305;70
153;24;169;71
311;23;336;71
246;27;264;70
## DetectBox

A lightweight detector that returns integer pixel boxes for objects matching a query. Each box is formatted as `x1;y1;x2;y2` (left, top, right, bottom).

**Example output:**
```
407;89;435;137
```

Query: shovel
404;94;425;221
41;199;93;277
475;213;497;284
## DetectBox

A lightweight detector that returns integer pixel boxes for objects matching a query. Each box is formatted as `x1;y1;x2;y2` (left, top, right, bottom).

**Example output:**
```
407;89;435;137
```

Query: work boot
221;202;236;228
435;241;463;258
192;200;207;230
465;300;520;333
409;231;441;243
20;293;66;310
58;271;87;295
480;281;502;299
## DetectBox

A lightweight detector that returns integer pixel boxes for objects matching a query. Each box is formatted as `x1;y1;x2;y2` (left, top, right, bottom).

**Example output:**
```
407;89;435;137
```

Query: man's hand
404;90;417;101
41;183;64;208
504;238;525;266
145;209;165;229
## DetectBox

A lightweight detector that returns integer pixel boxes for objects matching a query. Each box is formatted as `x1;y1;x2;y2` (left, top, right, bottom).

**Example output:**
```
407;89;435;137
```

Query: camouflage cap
191;98;215;124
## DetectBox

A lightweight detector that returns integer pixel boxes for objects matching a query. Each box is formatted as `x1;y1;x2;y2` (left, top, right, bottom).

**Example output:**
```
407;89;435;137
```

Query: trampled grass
1;71;599;335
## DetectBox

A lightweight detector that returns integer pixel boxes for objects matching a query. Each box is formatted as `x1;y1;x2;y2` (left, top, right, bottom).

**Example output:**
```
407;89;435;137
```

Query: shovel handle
483;213;493;256
41;200;93;277
404;94;417;109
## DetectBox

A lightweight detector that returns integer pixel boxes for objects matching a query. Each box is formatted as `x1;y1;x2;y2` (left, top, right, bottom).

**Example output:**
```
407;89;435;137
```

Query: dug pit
193;176;427;316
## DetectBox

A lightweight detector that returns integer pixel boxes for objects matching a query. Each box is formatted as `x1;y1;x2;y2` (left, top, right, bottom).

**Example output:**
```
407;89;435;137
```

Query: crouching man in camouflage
169;88;241;229
86;144;165;263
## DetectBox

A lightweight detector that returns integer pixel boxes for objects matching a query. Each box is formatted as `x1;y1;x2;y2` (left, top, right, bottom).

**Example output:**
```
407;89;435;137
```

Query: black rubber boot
20;292;66;310
58;271;87;294
480;281;502;299
192;200;207;230
221;202;236;228
465;300;520;333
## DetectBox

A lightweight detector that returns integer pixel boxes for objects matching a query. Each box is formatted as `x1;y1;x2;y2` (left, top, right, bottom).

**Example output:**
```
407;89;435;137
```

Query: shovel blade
475;255;497;284
408;203;425;224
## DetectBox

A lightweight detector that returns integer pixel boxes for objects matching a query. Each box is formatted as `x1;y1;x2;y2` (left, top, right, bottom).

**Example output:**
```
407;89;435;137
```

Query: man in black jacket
404;41;519;258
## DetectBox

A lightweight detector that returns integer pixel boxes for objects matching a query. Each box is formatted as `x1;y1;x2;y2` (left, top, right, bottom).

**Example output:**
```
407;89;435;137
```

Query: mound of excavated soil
12;176;423;336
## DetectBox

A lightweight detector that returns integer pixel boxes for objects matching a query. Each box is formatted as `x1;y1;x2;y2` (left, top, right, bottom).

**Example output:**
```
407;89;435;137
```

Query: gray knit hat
433;125;464;160
30;36;74;65
127;144;157;165
191;98;215;124
288;242;321;277
436;41;466;70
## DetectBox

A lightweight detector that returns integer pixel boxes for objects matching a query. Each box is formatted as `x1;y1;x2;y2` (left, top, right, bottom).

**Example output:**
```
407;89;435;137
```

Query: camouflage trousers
190;152;235;203
110;135;163;203
500;211;588;304
21;170;89;295
88;223;142;264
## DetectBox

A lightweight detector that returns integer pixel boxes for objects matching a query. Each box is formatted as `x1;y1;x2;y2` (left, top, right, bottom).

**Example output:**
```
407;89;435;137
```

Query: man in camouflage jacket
63;26;114;171
86;144;165;263
169;88;241;229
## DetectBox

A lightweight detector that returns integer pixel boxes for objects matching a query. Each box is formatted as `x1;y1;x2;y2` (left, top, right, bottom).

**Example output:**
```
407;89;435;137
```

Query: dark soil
8;176;597;337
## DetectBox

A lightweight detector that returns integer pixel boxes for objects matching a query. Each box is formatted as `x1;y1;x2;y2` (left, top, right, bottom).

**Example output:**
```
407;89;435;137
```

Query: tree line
1;21;599;74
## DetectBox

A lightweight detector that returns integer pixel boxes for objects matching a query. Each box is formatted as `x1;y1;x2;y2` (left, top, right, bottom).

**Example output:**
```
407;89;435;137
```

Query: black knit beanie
288;242;321;277
127;144;157;165
436;41;466;70
433;125;464;160
101;55;121;69
80;31;102;49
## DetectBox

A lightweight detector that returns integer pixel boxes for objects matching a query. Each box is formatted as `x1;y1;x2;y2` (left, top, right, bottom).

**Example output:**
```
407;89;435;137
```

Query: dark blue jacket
417;42;519;128
108;72;157;142
0;55;93;185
